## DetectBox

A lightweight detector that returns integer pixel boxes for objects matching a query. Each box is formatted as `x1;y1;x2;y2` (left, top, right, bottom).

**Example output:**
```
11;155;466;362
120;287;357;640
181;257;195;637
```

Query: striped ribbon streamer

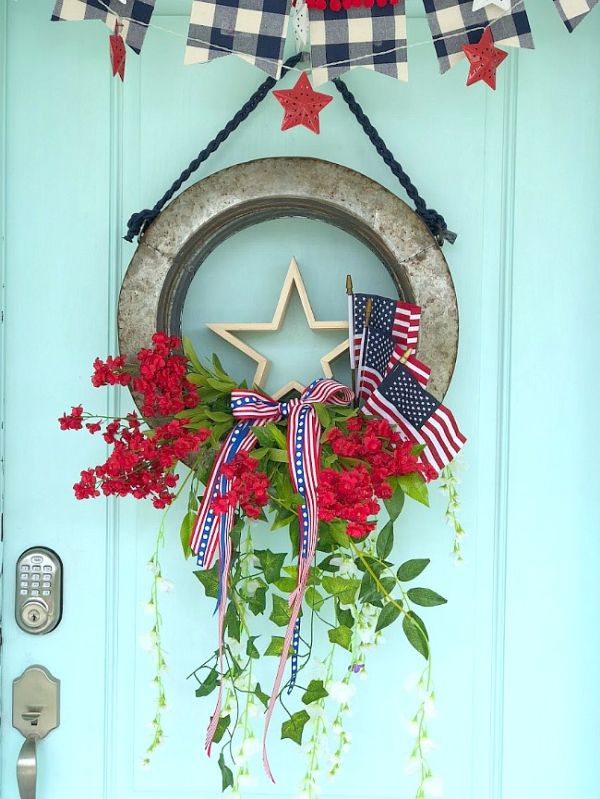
190;378;354;771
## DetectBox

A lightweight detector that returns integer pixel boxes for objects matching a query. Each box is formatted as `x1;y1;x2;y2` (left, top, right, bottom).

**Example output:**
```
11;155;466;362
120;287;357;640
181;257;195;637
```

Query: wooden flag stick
400;347;414;364
356;297;373;408
346;274;356;401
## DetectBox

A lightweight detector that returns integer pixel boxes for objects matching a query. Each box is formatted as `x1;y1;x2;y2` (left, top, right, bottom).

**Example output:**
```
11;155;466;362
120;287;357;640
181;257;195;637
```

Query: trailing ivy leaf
322;576;360;605
271;511;295;531
275;576;297;593
230;518;244;550
336;604;355;629
328;625;352;651
255;682;270;708
194;564;219;599
289;517;299;553
318;554;339;573
212;714;231;744
246;636;260;659
407;587;447;607
398;473;429;506
180;511;195;559
255;549;287;583
225;603;241;642
376;602;402;632
305;586;325;610
248;586;267;616
270;594;293;627
384;488;405;522
402;611;429;659
265;636;290;657
397;559;430;582
281;710;310;745
195;667;219;698
376;521;394;560
218;752;234;792
302;679;329;705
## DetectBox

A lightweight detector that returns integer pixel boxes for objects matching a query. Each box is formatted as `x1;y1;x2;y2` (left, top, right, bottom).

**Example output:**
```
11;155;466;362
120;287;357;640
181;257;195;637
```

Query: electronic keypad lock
15;548;63;635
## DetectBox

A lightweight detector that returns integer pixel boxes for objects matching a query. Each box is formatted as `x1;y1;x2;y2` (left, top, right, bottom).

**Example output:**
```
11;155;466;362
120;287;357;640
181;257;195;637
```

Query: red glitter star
462;26;508;91
272;72;333;134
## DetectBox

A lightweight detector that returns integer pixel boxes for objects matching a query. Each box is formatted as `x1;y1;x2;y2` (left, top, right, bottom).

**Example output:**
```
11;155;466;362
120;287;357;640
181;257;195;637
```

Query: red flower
59;405;84;430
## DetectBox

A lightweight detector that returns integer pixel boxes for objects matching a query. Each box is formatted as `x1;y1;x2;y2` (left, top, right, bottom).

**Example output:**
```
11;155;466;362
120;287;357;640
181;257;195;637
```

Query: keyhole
28;609;40;623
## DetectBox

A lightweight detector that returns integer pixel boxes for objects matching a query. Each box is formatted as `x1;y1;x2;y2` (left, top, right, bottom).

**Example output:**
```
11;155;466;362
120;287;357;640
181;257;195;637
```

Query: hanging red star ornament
462;26;508;90
272;72;333;134
109;21;126;81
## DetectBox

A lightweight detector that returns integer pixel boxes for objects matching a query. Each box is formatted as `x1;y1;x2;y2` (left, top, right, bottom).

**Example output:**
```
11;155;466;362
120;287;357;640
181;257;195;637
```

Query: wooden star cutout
472;0;512;11
272;72;333;135
207;258;349;400
463;26;508;90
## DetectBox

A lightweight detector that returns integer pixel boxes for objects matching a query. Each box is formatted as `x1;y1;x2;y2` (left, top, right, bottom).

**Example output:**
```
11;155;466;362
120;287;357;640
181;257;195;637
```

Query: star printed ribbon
190;378;354;774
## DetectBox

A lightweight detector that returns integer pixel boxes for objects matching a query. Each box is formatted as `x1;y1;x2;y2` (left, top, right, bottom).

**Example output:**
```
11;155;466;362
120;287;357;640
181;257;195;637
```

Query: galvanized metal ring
118;157;458;400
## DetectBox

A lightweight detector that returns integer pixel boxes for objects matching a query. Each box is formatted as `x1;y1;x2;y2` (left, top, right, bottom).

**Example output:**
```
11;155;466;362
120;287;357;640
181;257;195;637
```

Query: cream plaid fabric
52;0;154;53
553;0;598;31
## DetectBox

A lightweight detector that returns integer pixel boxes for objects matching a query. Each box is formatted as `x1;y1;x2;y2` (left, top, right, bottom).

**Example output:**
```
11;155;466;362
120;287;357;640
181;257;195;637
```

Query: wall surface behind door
1;2;599;799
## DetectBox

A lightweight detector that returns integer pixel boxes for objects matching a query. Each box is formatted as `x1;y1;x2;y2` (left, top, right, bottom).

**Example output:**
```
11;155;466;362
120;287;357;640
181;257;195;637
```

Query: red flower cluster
211;452;270;519
72;415;210;508
59;405;84;430
92;333;199;418
319;415;437;539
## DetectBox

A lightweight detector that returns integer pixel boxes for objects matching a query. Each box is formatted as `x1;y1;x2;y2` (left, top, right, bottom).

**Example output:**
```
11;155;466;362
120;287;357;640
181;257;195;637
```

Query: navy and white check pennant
310;3;407;85
186;0;291;78
51;0;155;53
422;0;533;74
553;0;598;31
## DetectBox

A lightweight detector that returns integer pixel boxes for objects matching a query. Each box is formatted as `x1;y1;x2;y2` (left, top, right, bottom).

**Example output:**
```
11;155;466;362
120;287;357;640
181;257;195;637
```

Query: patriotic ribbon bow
190;378;354;779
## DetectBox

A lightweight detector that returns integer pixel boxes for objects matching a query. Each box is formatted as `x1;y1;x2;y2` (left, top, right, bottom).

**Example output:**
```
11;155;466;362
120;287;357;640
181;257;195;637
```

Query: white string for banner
95;0;525;74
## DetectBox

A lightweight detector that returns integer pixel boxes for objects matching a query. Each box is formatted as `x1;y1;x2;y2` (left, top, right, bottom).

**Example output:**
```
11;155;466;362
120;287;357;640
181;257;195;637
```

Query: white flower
420;736;437;754
241;737;259;758
404;756;420;775
157;578;174;593
147;560;158;575
403;672;421;693
424;697;437;719
238;773;257;788
138;632;157;651
248;703;260;718
357;627;375;645
327;681;355;704
143;601;155;616
423;776;444;797
406;719;420;737
244;579;261;596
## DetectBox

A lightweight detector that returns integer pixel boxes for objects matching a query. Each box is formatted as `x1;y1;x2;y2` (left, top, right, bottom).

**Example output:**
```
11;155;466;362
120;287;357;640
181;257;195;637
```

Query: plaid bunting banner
553;0;598;31
422;0;533;74
310;3;407;85
185;0;291;78
51;0;155;53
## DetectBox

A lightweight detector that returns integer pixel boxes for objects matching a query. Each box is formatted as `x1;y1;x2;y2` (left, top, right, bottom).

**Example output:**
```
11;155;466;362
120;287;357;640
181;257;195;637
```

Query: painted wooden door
1;2;599;798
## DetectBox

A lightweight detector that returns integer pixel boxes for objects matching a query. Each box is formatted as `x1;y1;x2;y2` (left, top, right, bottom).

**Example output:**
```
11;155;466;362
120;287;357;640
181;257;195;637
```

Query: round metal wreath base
118;157;458;400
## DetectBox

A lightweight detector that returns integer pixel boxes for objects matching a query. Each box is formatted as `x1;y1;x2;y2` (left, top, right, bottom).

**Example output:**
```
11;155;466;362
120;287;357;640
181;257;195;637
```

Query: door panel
1;2;599;799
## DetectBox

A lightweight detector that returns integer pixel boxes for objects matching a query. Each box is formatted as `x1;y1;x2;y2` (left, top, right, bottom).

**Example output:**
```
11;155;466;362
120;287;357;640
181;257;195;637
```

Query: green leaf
207;377;235;393
397;559;430;582
336;604;355;629
270;594;293;627
252;425;276;448
376;602;402;632
212;714;231;744
322;576;360;605
225;602;241;642
328;625;352;651
302;679;329;705
274;576;297;593
194;667;219;698
402;611;429;659
358;572;379;604
313;402;331;430
384;488;405;522
180;511;195;559
407;587;447;607
398;473;429;506
246;636;260;659
305;586;325;610
281;710;310;745
264;636;286;657
247;586;267;616
268;448;289;463
255;682;270;708
255;549;287;583
265;422;287;449
182;336;204;373
376;521;394;560
218;752;234;792
193;564;219;599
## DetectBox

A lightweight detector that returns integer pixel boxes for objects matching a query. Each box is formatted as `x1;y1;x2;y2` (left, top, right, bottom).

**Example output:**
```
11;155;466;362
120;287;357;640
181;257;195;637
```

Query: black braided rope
124;53;304;241
125;53;456;245
333;77;456;244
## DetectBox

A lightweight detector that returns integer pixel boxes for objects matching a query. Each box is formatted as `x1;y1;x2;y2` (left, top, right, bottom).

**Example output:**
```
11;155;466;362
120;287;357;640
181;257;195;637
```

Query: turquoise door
2;2;599;798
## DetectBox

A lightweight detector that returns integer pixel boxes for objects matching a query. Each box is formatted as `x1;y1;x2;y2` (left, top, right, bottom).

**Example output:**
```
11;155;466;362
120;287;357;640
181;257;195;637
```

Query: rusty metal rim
118;157;458;400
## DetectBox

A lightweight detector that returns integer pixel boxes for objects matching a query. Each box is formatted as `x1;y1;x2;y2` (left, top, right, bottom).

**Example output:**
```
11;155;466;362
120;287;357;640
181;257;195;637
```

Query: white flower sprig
405;662;442;798
439;463;466;562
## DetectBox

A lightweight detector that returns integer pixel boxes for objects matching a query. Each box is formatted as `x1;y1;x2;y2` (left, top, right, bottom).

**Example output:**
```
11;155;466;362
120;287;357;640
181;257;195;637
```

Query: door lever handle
12;667;60;799
17;736;37;799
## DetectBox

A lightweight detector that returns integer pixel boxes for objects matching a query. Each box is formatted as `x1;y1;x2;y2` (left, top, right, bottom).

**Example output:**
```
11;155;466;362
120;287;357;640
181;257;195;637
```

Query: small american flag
363;362;466;472
358;325;430;402
351;293;421;367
